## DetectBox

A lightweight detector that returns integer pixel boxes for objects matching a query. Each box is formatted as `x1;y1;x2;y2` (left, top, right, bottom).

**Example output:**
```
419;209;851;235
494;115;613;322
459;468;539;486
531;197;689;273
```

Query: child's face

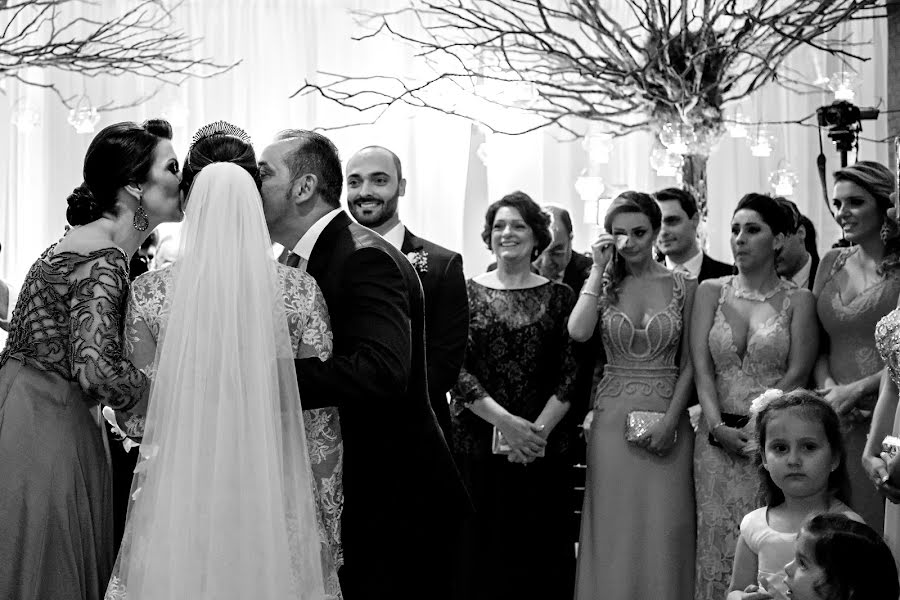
761;410;839;500
785;530;827;600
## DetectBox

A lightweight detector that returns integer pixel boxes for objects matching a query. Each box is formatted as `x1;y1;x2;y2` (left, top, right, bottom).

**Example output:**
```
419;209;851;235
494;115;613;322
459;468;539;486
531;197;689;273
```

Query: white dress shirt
788;253;812;289
289;207;344;271
380;221;406;251
665;250;704;279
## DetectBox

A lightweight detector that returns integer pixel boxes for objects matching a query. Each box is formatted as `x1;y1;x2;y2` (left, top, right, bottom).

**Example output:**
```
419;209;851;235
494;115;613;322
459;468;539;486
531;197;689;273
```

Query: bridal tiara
190;120;252;148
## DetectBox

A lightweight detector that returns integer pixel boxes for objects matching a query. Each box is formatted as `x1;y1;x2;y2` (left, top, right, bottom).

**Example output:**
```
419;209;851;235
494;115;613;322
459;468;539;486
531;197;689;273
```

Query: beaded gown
0;246;149;600
694;277;798;600
817;247;900;530
875;306;900;568
574;270;695;600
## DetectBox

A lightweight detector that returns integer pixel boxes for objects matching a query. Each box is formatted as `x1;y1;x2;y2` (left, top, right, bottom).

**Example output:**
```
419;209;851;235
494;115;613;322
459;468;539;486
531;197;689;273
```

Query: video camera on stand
816;100;879;167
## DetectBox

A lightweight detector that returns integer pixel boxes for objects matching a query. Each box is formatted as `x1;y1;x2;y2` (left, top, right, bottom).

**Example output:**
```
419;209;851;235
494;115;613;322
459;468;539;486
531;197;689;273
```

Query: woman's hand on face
498;414;547;459
590;233;616;272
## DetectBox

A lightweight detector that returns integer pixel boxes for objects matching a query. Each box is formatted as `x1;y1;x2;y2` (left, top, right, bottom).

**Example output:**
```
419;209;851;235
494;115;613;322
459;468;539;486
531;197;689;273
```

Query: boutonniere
406;249;429;274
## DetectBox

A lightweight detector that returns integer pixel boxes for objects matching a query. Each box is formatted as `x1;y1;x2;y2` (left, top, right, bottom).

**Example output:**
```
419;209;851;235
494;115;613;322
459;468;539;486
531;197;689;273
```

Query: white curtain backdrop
0;0;890;291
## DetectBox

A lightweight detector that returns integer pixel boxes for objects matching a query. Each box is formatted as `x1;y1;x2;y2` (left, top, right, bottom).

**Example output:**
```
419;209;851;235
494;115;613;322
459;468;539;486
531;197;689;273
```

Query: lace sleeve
69;251;149;411
299;278;333;361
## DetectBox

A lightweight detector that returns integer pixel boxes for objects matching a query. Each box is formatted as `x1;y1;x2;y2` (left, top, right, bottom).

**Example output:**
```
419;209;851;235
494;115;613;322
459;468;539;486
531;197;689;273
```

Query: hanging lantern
10;98;41;131
725;106;749;139
650;147;682;177
583;123;613;165
749;127;775;158
827;71;858;102
67;96;101;134
658;122;696;155
769;165;799;196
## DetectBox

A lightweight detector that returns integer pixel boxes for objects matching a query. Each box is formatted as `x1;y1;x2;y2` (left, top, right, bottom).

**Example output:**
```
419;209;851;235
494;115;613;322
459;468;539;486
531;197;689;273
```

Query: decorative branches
294;0;887;138
0;0;235;109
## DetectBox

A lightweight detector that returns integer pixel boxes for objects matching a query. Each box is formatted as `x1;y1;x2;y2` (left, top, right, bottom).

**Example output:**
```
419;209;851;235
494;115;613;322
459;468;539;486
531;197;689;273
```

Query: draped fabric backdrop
0;0;890;293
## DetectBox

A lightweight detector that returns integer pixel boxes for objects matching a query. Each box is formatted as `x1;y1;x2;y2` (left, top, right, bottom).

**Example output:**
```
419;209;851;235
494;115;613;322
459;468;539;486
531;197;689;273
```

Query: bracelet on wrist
710;421;726;436
580;289;600;298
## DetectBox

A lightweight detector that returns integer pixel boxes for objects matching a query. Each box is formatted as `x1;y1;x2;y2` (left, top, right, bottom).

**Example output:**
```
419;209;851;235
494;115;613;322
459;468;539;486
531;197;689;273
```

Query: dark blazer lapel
401;227;424;254
306;210;352;278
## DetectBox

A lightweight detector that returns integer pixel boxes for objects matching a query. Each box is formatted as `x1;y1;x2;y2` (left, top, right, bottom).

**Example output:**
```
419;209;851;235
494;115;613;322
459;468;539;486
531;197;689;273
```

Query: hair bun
66;183;103;226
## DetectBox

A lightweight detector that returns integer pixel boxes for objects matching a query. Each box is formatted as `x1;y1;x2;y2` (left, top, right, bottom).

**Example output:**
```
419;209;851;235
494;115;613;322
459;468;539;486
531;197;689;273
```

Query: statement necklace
731;278;787;302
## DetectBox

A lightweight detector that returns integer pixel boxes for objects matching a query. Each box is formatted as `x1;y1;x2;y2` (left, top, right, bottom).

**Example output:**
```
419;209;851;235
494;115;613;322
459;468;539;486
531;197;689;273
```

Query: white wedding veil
108;162;325;598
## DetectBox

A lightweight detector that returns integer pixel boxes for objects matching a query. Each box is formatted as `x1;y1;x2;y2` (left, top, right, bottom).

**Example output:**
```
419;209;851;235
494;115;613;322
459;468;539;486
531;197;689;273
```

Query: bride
104;122;342;599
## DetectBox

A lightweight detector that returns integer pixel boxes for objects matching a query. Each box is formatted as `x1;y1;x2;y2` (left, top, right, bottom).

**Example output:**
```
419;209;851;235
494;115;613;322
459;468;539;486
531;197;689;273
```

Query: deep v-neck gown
694;276;797;600
817;247;900;531
574;271;695;600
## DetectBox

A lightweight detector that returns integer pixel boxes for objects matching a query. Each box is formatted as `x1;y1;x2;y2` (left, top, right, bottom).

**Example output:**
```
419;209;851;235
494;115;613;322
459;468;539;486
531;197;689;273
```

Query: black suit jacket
698;253;734;282
561;252;598;423
807;253;820;291
400;228;468;447
294;212;470;596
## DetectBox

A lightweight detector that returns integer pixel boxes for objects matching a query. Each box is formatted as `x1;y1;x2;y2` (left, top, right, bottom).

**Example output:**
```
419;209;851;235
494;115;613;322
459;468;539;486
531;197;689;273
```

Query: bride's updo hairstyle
66;119;173;226
181;121;259;195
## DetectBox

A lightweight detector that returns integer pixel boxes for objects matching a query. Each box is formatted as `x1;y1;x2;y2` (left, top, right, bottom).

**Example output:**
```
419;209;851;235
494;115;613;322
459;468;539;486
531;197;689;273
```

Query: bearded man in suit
345;145;468;447
259;130;469;600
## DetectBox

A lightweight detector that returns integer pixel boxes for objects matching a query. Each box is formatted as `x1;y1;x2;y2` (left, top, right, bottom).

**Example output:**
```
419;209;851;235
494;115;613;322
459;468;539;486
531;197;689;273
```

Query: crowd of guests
3;112;900;600
448;160;900;600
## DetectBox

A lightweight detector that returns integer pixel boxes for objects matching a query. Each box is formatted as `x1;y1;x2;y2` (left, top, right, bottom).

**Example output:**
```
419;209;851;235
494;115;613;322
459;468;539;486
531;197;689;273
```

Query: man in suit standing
259;130;469;600
344;145;468;447
653;187;732;282
775;196;820;290
533;205;594;290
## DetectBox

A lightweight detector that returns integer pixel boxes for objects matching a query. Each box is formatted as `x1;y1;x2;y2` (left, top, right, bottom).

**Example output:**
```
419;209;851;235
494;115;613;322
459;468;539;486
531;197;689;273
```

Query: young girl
785;513;899;600
727;390;861;600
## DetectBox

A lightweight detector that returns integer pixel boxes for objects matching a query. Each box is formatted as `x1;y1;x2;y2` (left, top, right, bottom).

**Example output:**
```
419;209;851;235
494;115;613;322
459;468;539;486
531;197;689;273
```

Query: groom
260;130;470;600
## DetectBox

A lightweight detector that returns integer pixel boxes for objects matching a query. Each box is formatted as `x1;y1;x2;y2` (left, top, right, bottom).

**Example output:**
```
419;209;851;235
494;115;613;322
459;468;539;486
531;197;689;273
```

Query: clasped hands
863;451;900;504
498;414;547;465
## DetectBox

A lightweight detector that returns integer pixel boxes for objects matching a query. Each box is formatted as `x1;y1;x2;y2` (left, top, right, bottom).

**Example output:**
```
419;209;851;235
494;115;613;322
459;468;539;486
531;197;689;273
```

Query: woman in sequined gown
451;192;577;600
815;161;900;531
691;194;818;600
570;192;697;600
0;120;183;600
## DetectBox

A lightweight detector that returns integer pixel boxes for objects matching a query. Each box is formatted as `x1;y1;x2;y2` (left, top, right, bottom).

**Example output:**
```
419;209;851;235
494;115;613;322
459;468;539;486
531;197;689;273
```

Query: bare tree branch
295;0;887;139
0;0;236;110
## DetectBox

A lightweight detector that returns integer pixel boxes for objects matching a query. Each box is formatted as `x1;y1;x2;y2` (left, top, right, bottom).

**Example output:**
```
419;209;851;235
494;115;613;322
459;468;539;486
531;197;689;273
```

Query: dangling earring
133;196;149;232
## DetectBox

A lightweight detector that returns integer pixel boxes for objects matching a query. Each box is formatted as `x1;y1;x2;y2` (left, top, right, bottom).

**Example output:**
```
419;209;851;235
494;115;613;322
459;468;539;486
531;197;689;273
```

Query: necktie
285;252;301;268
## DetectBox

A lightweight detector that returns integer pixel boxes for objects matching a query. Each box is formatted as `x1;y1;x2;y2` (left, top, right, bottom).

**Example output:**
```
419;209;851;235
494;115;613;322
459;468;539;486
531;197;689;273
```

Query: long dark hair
754;389;849;507
601;191;661;303
802;513;899;600
66;119;173;226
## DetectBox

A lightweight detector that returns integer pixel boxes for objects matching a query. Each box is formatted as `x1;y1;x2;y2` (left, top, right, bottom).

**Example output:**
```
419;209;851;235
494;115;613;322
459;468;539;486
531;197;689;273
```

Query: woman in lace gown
815;161;900;531
570;192;697;600
104;124;340;599
0;120;183;600
691;193;818;600
450;192;577;600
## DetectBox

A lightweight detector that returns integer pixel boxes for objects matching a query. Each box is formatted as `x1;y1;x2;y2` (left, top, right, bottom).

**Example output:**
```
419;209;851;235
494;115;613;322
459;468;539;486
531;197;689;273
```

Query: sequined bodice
599;272;686;369
0;244;148;410
707;277;795;414
876;308;900;388
818;248;900;385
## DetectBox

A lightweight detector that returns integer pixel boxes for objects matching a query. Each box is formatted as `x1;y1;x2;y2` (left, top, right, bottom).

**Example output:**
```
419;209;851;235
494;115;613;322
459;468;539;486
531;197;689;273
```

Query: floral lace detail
0;245;148;410
876;308;900;387
451;281;577;457
104;576;128;600
114;259;342;596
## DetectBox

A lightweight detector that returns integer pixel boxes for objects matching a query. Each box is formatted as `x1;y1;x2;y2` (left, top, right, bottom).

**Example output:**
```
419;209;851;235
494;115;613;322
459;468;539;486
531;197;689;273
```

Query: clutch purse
625;410;674;445
492;426;545;457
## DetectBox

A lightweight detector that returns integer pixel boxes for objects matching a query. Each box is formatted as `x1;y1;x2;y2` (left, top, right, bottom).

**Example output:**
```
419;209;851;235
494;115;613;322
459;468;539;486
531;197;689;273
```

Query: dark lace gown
450;280;577;600
0;246;148;600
